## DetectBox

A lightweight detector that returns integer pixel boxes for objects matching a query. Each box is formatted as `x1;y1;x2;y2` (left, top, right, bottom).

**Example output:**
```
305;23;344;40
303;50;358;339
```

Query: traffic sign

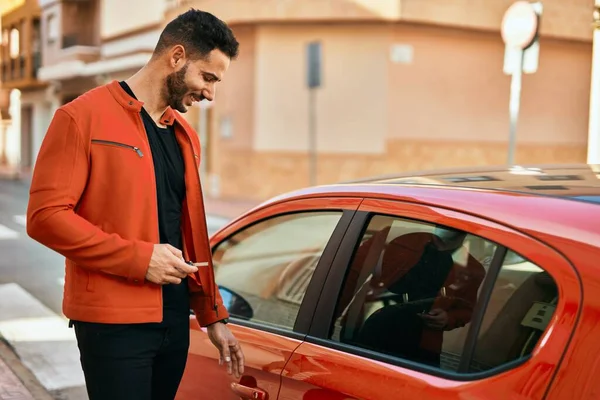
501;1;539;50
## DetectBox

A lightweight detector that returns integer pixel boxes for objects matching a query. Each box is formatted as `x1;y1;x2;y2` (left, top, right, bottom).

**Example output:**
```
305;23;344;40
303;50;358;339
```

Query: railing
0;52;43;83
62;34;78;49
32;51;41;79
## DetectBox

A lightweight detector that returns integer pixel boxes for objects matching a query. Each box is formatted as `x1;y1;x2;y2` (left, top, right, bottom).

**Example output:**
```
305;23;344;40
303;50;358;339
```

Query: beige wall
388;24;592;146
253;24;389;154
172;0;594;41
100;0;164;39
214;25;256;150
212;21;592;200
400;0;594;41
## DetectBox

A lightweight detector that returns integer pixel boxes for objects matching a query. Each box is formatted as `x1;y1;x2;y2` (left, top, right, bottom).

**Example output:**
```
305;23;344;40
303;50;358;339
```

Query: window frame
306;197;581;382
208;197;363;339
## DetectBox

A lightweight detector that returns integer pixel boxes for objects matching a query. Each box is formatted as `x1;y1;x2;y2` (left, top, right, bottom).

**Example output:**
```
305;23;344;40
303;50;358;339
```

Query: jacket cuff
191;295;230;327
127;241;153;285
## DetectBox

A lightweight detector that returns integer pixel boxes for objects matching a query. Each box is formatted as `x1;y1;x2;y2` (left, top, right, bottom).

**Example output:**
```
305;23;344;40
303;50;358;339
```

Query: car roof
341;163;600;204
253;164;600;245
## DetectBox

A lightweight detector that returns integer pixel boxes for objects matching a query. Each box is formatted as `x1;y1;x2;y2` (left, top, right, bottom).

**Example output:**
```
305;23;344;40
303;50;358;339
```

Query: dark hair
154;9;239;60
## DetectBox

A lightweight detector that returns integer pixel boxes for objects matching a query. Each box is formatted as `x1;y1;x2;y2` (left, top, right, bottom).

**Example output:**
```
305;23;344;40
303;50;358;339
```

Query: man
357;226;486;367
26;9;244;400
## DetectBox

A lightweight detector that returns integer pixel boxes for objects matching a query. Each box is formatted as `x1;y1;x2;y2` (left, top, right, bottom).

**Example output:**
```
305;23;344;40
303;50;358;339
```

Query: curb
0;336;54;400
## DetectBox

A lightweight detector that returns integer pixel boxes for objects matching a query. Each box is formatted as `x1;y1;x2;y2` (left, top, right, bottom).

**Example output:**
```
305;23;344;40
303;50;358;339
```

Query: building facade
0;0;596;202
0;0;47;174
166;0;595;201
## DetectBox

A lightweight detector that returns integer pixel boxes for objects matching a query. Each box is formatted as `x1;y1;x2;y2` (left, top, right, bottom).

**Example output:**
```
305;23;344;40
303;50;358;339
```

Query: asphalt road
0;178;230;315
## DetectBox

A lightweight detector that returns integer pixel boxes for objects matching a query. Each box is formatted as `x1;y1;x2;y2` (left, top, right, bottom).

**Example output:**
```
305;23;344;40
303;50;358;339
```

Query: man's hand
420;308;448;330
145;244;198;285
207;322;245;378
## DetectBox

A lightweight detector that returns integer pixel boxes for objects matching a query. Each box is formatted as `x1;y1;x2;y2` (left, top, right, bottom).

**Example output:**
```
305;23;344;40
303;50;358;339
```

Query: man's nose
203;86;215;102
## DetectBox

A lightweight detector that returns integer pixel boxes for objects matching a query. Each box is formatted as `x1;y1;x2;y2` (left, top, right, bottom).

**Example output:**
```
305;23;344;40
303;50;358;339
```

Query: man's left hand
207;322;245;378
420;308;448;330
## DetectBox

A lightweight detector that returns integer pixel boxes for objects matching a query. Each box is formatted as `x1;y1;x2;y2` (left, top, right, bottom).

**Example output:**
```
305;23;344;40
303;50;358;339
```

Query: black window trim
306;209;553;381
210;207;358;338
457;246;507;373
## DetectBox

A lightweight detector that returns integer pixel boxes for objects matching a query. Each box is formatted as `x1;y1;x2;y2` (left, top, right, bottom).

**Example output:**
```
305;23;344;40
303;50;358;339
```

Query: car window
469;250;558;372
329;215;558;373
213;211;343;330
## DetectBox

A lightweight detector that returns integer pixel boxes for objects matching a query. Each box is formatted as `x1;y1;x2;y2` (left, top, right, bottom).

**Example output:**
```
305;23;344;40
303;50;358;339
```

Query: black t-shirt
119;81;190;325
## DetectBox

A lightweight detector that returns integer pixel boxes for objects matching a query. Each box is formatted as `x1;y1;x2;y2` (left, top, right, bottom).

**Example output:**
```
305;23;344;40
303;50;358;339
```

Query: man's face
164;48;230;113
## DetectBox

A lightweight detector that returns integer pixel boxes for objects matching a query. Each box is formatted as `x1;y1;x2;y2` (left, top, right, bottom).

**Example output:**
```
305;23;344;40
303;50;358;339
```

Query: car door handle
230;382;268;400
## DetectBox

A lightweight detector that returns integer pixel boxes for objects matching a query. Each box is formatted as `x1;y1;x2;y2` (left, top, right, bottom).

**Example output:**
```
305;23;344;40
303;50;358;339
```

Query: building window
9;28;19;59
47;14;58;44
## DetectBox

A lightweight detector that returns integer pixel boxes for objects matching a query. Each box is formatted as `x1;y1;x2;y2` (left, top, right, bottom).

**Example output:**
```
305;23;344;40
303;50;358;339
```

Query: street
0;179;230;399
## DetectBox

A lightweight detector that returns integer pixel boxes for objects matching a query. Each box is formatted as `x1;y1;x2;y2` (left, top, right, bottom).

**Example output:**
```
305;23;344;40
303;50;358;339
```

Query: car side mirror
218;286;254;320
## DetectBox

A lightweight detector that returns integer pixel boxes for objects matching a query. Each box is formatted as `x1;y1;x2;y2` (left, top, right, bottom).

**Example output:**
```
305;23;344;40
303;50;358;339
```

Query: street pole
588;2;600;164
501;1;541;166
308;88;317;186
306;41;321;186
508;49;524;166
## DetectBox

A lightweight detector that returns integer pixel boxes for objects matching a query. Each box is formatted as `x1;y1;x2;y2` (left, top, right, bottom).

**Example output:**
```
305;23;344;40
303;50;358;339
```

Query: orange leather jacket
27;81;228;326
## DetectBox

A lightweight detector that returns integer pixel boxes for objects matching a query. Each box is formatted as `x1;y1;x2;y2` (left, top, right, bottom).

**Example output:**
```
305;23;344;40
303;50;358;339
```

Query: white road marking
0;283;85;392
0;224;18;239
12;214;26;227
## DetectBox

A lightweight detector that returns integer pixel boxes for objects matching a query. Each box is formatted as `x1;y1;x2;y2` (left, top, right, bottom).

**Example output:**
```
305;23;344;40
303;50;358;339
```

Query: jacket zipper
131;114;162;313
91;139;144;157
183;134;219;316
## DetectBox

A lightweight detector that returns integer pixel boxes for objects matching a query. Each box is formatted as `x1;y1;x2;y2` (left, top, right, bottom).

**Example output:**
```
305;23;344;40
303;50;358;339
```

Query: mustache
191;93;206;102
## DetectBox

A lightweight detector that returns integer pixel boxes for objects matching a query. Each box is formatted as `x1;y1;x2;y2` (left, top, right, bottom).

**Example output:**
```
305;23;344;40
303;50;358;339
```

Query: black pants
73;319;190;400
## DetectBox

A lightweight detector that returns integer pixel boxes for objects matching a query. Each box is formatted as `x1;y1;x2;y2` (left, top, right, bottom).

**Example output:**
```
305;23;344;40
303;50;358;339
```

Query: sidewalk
0;165;19;181
0;339;53;400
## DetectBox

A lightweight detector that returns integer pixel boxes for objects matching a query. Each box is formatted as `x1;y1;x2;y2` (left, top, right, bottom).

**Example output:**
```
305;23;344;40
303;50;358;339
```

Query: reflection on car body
176;164;600;400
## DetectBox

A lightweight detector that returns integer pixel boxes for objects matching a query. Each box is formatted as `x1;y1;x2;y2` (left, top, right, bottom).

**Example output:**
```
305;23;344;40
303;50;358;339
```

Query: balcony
0;8;46;90
0;52;44;90
40;0;101;74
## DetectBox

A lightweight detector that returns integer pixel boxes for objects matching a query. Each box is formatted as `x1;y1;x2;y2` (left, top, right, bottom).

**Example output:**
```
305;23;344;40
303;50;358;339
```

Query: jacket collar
107;80;177;127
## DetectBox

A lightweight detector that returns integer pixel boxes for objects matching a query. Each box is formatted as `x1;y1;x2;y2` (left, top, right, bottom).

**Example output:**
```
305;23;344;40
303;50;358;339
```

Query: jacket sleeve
26;109;153;283
190;288;230;327
445;258;486;330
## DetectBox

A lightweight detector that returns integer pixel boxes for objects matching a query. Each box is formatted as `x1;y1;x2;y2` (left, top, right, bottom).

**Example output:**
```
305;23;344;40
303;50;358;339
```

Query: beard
164;63;193;113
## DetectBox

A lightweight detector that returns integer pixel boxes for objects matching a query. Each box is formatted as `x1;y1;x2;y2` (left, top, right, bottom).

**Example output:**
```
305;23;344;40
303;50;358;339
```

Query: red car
176;164;600;400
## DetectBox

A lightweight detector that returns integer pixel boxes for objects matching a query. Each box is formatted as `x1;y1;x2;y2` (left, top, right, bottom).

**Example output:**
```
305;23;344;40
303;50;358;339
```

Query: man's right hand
145;244;198;285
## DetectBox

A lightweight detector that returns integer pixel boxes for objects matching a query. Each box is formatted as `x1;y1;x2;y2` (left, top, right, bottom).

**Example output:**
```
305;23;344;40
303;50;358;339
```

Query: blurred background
0;0;596;205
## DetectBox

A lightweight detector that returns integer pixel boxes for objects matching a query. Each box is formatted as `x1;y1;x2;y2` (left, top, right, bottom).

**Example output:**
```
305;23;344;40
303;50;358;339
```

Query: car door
176;197;362;400
278;198;581;400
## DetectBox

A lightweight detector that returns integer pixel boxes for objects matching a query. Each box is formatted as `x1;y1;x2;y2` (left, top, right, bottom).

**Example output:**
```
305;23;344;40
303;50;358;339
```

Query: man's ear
169;44;187;68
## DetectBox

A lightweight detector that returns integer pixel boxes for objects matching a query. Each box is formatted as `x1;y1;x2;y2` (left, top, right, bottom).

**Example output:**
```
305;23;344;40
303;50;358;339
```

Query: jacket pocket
91;139;144;157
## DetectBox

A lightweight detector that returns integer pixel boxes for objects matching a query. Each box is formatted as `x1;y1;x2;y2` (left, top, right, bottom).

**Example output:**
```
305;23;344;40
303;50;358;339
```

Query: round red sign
501;1;539;49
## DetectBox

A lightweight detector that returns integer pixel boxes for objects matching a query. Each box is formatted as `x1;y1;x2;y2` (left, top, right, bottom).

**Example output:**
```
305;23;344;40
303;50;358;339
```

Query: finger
165;244;183;258
167;266;188;279
162;275;182;285
172;258;198;274
221;341;232;375
234;343;245;375
229;343;242;377
231;351;240;378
